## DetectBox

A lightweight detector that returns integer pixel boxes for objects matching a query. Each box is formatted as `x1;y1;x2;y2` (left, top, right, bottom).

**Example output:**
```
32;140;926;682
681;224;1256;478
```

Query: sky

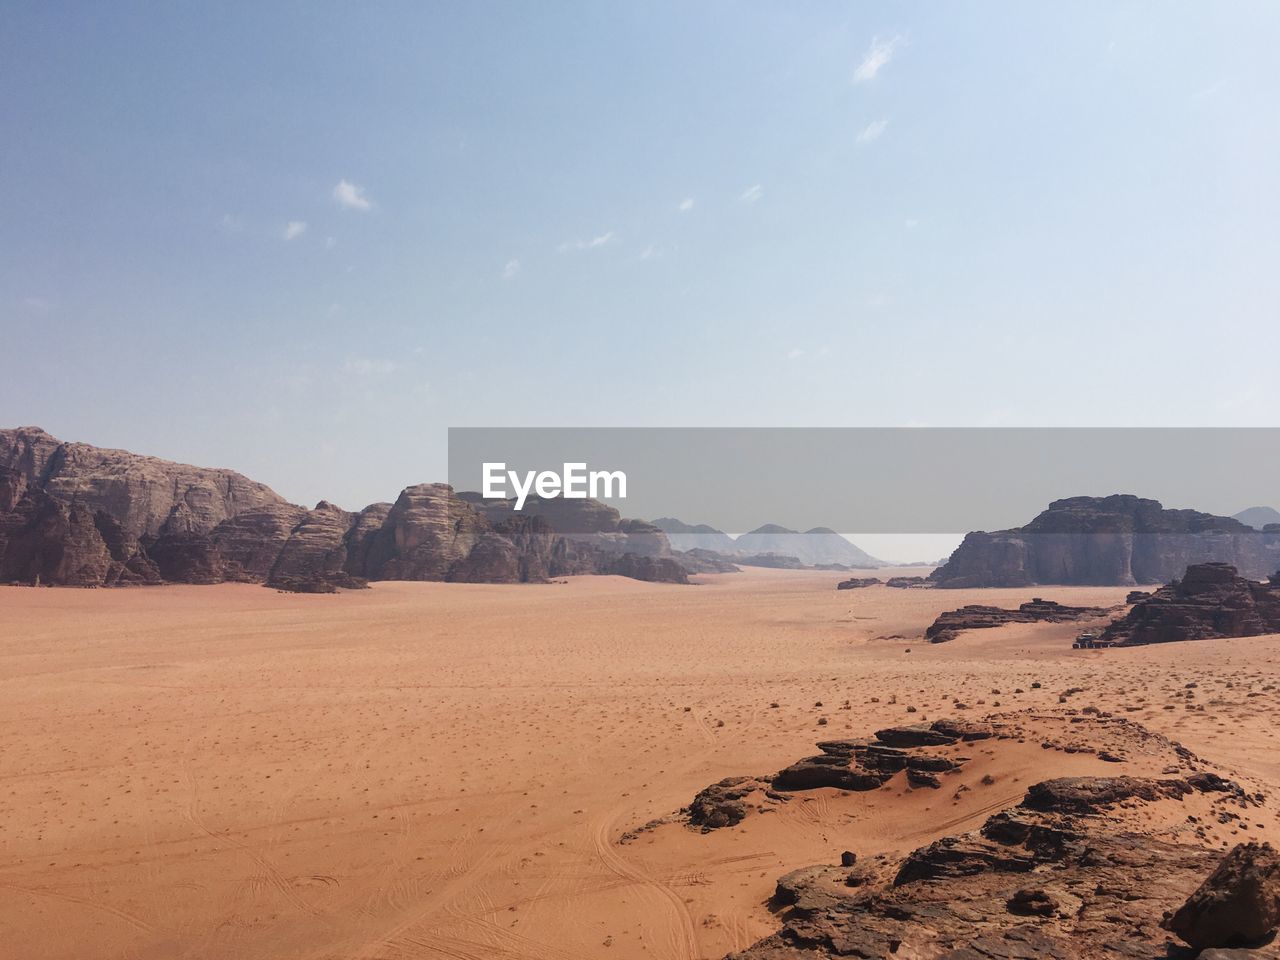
3;2;1279;552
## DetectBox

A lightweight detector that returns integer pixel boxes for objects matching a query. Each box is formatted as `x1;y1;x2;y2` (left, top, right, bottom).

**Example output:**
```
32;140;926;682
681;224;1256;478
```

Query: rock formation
836;577;880;589
885;575;931;588
1098;562;1280;646
925;597;1111;643
1166;840;1280;950
932;495;1280;588
675;713;1270;960
0;427;691;589
1;426;289;538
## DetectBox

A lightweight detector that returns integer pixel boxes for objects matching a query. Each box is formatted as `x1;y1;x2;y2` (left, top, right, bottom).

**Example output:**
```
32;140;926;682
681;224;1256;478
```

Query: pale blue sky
2;2;1278;520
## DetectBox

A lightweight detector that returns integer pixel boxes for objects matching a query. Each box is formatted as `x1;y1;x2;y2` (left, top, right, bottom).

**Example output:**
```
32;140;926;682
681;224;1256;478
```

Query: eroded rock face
0;428;696;589
1167;841;1280;950
931;495;1280;588
1099;562;1280;646
925;598;1111;643
0;426;289;539
836;577;880;590
725;761;1259;959
265;501;355;589
210;504;310;580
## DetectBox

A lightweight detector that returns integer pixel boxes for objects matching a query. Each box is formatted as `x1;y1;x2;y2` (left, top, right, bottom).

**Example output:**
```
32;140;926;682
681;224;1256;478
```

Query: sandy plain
2;567;1279;960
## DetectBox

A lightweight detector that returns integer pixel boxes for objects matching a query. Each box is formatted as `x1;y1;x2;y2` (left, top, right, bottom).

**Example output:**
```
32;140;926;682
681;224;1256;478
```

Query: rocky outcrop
1166;841;1280;950
932;495;1280;588
670;548;740;574
1;426;289;538
885;575;931;588
265;501;355;589
1098;562;1280;646
0;428;696;589
836;577;880;590
210;504;309;580
688;777;774;831
716;719;1261;960
925;597;1111;643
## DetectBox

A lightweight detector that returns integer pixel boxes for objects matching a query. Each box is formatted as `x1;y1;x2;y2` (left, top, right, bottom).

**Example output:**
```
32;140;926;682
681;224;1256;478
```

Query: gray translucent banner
447;428;1280;534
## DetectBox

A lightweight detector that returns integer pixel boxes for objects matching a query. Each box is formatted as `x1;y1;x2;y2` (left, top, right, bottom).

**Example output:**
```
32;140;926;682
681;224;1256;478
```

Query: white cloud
787;347;805;360
678;197;694;212
333;179;372;211
325;236;337;249
557;230;617;252
283;220;308;241
740;184;763;204
342;357;397;377
218;213;244;233
857;119;889;143
640;244;662;260
905;218;919;228
502;258;521;279
853;35;902;83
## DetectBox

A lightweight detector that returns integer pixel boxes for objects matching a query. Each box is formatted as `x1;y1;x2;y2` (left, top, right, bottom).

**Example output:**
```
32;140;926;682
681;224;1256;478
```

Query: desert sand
2;568;1278;959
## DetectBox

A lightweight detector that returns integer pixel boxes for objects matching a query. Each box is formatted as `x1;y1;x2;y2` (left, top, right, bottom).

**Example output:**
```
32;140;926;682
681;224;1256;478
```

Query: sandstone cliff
0;427;688;589
1;426;289;538
931;495;1280;587
1098;562;1280;645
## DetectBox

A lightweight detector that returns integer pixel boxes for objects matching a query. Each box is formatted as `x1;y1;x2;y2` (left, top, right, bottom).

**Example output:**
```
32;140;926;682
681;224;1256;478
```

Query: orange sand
2;568;1278;959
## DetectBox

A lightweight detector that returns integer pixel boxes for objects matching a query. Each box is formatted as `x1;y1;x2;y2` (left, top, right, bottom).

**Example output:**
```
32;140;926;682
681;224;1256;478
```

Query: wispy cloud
857;119;889;143
342;356;397;377
640;244;663;261
283;220;308;240
557;230;617;252
853;35;902;83
333;179;372;211
787;347;805;360
740;184;763;204
502;258;521;279
678;197;694;212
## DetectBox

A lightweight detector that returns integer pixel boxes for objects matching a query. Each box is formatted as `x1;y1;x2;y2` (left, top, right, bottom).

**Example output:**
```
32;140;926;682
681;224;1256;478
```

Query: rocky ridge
925;598;1113;644
1098;562;1280;646
670;713;1278;959
0;427;689;588
932;495;1280;588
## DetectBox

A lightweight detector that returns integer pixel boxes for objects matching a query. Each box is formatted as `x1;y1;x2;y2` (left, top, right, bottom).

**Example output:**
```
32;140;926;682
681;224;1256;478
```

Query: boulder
1167;842;1280;950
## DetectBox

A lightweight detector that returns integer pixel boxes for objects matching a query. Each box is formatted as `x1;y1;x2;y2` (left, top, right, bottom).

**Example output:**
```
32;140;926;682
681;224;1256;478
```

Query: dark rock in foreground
728;773;1257;960
925;597;1110;643
1099;562;1280;646
1167;841;1280;950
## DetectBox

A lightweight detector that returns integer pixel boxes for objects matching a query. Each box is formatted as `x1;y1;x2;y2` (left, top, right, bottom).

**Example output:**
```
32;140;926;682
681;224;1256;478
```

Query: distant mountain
731;524;884;569
1234;506;1280;530
650;517;739;554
